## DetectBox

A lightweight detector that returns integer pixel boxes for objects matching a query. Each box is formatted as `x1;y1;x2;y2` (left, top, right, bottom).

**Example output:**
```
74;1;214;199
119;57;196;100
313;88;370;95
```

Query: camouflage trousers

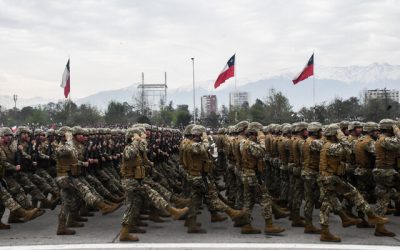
186;175;229;219
55;176;80;222
96;168;123;194
264;158;273;192
143;177;173;202
318;175;371;226
0;182;21;218
103;162;120;181
279;165;290;205
85;174;115;201
121;178;169;226
35;168;59;194
269;158;281;198
302;169;320;221
3;176;32;209
15;172;47;202
290;167;304;213
225;162;237;204
242;173;272;221
234;167;244;209
373;168;400;216
354;168;375;203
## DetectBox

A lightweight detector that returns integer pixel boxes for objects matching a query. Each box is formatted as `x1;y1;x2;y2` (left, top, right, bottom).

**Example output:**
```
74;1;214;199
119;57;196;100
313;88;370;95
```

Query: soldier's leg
279;167;290;208
291;174;305;227
234;168;244;209
186;176;206;233
85;174;120;202
36;168;60;195
16;173;50;207
0;187;22;229
5;177;32;209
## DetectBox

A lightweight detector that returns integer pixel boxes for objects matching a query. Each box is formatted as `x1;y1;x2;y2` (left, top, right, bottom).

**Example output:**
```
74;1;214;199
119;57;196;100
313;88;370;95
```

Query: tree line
0;88;398;128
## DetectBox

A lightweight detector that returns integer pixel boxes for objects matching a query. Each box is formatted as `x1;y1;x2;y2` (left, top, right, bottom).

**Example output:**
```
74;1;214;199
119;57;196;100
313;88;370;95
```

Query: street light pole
191;58;196;124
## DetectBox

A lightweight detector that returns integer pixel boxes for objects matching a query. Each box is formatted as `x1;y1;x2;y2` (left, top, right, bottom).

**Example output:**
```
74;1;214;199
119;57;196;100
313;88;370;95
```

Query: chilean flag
292;53;314;85
60;59;70;98
214;54;235;89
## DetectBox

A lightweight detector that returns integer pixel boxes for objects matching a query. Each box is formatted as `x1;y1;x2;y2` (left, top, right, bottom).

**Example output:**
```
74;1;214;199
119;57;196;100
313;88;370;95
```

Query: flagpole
234;52;237;122
312;51;316;121
191;57;196;125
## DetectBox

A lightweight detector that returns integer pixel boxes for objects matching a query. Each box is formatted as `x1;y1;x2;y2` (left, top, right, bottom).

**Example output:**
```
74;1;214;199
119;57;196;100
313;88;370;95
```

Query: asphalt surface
0;204;399;249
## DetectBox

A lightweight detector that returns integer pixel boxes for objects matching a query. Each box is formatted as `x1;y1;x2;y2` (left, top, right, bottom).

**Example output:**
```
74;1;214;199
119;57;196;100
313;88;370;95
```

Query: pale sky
0;0;399;99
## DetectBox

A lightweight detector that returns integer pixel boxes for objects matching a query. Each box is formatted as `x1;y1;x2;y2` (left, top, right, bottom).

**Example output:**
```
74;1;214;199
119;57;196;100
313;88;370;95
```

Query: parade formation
0;120;399;243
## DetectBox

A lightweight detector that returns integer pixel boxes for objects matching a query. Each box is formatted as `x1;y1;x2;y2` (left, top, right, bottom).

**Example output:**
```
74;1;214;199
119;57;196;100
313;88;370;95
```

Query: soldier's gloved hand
32;161;37;166
83;162;89;167
26;155;31;160
18;145;23;151
15;165;21;171
94;159;99;164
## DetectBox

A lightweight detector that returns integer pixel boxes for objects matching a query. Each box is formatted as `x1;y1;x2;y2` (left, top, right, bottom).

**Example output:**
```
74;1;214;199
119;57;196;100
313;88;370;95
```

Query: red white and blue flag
292;53;314;85
60;59;70;98
214;54;235;89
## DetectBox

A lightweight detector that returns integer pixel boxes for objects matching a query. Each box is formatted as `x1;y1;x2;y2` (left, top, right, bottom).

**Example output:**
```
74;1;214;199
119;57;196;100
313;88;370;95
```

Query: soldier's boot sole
0;223;11;230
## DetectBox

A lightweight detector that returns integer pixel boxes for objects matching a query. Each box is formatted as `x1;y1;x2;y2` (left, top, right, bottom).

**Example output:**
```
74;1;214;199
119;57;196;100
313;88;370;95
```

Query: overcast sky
0;0;399;100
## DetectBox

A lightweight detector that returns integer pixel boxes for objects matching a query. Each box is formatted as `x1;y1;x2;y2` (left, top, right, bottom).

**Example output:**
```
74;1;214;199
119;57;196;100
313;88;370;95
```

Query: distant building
201;95;217;117
364;89;399;103
229;91;249;109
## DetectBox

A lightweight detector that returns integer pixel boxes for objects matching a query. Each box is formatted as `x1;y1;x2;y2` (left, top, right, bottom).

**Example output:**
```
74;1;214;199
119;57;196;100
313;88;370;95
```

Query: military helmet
46;129;55;137
184;124;195;136
15;126;31;136
125;127;142;140
0;127;13;137
191;125;206;136
82;128;90;136
57;126;72;137
348;121;362;131
246;122;263;133
262;125;269;133
235;121;249;133
282;124;292;134
325;124;340;136
295;122;308;132
363;122;379;132
34;128;45;136
111;129;118;136
379;119;396;130
339;120;349;129
307;122;322;133
72;126;84;136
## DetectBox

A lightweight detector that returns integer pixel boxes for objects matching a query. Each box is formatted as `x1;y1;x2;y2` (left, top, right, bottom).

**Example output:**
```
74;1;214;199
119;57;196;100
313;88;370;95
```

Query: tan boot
367;212;389;225
187;216;207;233
225;207;246;220
171;195;191;208
119;225;139;242
291;210;306;227
57;216;76;235
0;222;10;230
210;212;227;223
272;202;290;220
320;225;341;242
241;223;261;234
264;218;285;234
8;210;25;223
167;206;189;220
95;201;122;215
338;210;362;227
14;208;44;222
374;224;396;237
304;219;321;234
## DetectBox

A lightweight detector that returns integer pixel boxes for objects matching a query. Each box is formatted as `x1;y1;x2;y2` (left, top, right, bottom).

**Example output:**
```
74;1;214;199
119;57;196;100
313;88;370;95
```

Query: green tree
173;105;192;127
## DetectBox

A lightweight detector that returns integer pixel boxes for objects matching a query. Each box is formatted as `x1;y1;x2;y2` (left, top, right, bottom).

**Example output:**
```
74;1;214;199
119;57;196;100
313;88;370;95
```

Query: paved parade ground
0;205;399;250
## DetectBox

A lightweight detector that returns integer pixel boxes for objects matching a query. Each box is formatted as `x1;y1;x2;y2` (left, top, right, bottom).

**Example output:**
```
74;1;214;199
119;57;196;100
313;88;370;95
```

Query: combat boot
7;211;25;223
233;214;248;227
95;201;122;215
304;219;321;234
291;210;306;227
338;210;362;227
171;195;191;208
67;213;85;227
187;216;207;234
374;224;396;237
367;212;389;225
0;222;10;230
264;218;285;234
158;209;171;218
129;225;146;234
148;210;165;223
13;208;44;222
241;224;261;234
272;202;290;220
80;206;94;217
57;217;76;235
225;207;246;220
320;225;341;242
211;211;227;223
119;225;139;242
167;206;189;220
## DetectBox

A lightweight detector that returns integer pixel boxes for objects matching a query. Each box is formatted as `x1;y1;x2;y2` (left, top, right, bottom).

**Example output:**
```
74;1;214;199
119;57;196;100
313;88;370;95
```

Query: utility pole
13;94;18;109
191;58;196;124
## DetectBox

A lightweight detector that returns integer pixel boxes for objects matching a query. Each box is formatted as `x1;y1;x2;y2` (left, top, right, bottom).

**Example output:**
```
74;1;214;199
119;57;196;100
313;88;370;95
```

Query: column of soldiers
0;119;399;243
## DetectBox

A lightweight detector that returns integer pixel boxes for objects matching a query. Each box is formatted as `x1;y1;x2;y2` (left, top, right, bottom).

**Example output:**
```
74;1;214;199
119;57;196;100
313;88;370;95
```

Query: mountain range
1;62;399;111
